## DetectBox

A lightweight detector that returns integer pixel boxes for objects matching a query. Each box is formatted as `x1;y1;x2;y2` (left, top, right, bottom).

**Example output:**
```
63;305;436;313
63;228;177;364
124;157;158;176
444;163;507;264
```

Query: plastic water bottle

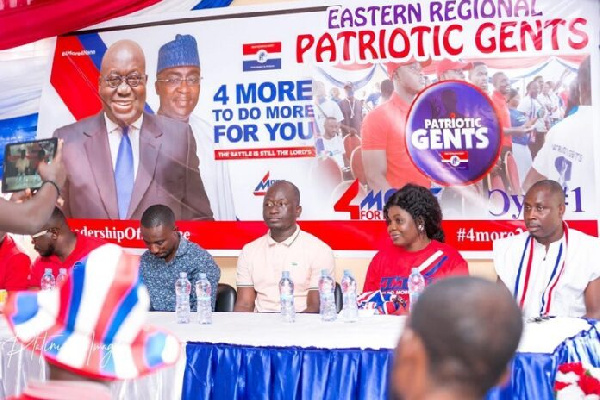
407;268;426;311
196;273;212;325
341;269;358;323
175;272;191;324
40;268;55;291
56;268;68;287
318;269;337;322
279;271;295;323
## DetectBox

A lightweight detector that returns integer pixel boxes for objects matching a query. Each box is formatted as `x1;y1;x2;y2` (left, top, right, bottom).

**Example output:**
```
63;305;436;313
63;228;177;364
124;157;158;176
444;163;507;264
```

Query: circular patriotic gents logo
405;81;501;186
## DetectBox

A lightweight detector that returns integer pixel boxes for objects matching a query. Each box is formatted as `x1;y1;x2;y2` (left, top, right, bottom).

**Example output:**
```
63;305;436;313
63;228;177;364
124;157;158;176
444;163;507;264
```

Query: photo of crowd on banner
309;55;592;219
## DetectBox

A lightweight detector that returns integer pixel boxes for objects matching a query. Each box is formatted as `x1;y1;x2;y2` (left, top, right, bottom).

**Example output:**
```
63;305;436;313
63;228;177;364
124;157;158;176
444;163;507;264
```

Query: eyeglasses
103;74;147;88
156;77;202;87
31;230;49;239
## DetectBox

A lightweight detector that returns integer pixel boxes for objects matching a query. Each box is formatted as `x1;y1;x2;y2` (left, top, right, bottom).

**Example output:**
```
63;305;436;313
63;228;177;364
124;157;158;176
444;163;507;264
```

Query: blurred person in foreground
360;184;468;314
4;243;180;400
389;276;523;400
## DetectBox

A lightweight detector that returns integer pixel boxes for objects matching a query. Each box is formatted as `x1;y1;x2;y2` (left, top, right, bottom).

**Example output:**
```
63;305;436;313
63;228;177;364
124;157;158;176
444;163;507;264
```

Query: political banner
36;0;600;256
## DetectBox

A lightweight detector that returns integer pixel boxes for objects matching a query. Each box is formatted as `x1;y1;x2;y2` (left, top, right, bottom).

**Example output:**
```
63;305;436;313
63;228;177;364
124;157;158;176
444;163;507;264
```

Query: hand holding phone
2;138;59;193
37;139;65;189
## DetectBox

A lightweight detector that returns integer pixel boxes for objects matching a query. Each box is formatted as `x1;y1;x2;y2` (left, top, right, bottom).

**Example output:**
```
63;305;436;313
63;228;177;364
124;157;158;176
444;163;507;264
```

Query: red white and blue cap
4;244;180;381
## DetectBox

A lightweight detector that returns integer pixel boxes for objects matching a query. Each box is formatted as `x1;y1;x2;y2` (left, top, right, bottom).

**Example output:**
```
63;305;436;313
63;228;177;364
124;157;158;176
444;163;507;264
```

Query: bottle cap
321;269;329;276
343;269;351;276
411;268;419;274
199;273;207;279
281;271;290;279
59;268;67;274
44;268;52;274
179;272;187;278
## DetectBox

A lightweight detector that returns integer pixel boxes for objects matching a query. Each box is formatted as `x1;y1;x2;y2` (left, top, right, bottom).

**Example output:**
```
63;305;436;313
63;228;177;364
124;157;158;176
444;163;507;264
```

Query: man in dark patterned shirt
140;204;220;311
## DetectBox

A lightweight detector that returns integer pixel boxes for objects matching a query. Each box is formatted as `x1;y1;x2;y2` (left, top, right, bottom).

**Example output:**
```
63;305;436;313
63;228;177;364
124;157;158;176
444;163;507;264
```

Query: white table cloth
0;312;593;399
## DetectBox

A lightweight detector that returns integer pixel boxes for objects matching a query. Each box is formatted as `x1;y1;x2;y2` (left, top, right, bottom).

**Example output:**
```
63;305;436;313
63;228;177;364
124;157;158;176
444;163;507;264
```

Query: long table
0;313;599;399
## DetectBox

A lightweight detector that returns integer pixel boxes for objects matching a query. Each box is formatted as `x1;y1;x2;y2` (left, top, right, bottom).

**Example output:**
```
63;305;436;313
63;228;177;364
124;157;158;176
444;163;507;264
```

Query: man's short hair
141;204;176;228
269;180;301;205
527;180;565;203
411;276;523;397
492;72;506;86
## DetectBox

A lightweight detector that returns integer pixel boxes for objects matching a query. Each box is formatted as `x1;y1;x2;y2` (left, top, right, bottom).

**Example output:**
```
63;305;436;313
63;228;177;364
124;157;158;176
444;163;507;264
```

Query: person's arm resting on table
234;287;257;312
304;290;320;313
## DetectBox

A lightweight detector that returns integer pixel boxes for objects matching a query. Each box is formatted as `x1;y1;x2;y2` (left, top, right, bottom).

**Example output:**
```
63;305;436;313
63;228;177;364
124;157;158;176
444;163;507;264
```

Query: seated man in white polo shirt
233;180;336;313
493;180;600;319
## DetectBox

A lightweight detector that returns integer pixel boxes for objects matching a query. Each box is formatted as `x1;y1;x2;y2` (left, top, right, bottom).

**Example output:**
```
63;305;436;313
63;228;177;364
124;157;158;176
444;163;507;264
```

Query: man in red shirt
29;207;105;288
0;232;31;291
362;60;431;192
491;72;514;151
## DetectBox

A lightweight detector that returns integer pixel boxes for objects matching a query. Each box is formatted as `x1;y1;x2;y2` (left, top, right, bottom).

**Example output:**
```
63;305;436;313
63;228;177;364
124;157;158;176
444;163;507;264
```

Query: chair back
216;283;237;312
343;134;361;164
504;151;522;195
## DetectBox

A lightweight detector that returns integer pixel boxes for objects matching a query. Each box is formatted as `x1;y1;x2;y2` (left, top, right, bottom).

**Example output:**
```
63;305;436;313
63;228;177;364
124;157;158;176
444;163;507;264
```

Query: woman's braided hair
383;184;445;242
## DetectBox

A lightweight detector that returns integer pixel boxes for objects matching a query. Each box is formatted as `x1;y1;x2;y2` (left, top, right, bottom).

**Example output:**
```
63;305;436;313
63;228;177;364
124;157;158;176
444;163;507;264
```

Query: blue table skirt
182;322;600;400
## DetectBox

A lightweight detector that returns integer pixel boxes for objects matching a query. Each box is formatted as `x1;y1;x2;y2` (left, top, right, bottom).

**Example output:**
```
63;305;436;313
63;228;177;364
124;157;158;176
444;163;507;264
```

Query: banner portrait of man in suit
53;39;213;221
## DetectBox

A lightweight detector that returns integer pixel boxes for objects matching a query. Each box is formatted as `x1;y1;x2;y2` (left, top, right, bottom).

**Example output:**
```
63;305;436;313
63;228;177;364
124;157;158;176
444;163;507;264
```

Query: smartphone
2;138;58;193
